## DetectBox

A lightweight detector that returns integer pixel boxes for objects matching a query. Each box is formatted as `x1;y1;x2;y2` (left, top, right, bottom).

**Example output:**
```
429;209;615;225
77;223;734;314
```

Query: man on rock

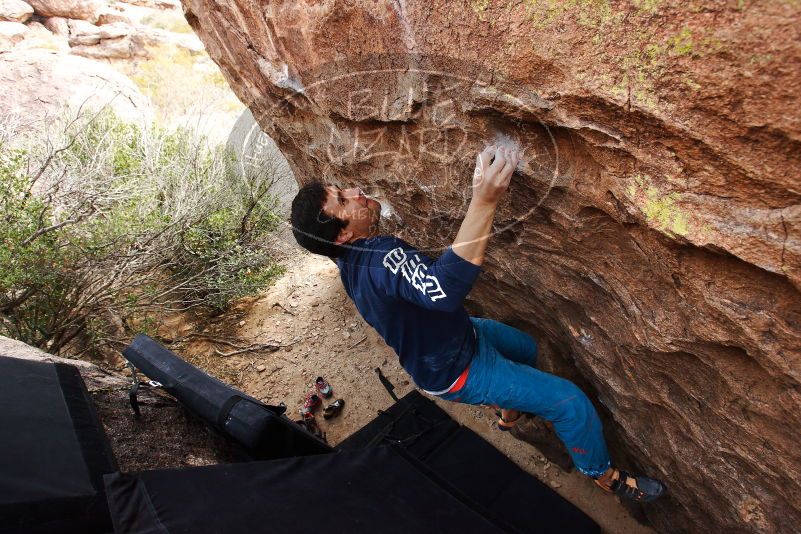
290;145;665;502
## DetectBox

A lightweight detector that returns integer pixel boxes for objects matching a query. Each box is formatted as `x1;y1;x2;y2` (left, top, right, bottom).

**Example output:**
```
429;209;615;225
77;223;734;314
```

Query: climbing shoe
300;392;322;417
596;469;666;503
323;399;345;420
315;376;333;398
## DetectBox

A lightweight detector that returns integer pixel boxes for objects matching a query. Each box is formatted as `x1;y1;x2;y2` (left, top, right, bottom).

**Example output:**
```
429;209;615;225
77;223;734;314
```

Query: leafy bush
0;109;285;355
0;149;68;347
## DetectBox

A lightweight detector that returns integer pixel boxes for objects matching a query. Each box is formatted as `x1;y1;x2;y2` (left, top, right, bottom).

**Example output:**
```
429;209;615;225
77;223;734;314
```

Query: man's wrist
468;197;499;211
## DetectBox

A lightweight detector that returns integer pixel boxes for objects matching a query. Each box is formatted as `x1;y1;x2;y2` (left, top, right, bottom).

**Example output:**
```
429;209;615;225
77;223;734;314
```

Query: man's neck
347;235;371;244
348;226;380;244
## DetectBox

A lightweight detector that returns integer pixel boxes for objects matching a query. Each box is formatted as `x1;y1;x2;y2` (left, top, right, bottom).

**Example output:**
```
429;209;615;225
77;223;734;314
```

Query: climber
289;145;666;502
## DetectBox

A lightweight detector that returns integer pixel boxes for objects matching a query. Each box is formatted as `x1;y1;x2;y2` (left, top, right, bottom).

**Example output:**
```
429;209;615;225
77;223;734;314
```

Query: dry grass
140;11;194;34
115;44;244;132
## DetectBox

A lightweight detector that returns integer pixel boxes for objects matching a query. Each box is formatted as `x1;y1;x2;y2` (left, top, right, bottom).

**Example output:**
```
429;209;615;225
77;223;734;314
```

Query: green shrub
0;109;285;354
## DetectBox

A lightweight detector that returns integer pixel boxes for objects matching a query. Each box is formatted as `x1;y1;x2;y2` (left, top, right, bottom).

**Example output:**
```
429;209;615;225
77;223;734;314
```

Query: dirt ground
160;251;653;534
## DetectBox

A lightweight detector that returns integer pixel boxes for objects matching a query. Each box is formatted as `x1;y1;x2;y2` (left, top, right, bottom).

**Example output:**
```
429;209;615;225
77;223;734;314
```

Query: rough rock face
0;0;33;22
41;14;67;34
66;16;101;44
0;49;151;132
4;0;202;58
96;9;132;25
25;0;102;22
179;1;800;532
0;19;26;49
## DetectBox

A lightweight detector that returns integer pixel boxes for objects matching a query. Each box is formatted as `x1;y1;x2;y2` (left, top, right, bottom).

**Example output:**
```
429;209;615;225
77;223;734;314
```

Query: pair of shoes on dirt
314;378;345;418
299;377;333;416
595;469;666;503
299;378;344;419
304;396;344;420
300;393;345;419
297;397;344;421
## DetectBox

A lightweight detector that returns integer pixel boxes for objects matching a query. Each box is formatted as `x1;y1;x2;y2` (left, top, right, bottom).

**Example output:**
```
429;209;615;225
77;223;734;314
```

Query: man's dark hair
290;181;348;258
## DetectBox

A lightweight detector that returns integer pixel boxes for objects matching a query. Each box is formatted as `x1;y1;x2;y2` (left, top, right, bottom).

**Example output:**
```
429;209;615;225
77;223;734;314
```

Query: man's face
321;185;381;244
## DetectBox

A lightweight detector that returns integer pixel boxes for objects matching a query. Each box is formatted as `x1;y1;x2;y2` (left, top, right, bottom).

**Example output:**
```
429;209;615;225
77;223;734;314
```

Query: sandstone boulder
17;18;68;47
96;9;131;26
26;0;102;23
154;0;179;8
134;24;203;53
66;16;99;45
179;1;801;532
62;16;201;59
0;19;26;50
0;0;33;22
41;14;67;35
0;336;128;391
97;21;131;39
25;19;48;34
0;48;151;136
12;18;68;52
117;0;179;9
69;33;146;60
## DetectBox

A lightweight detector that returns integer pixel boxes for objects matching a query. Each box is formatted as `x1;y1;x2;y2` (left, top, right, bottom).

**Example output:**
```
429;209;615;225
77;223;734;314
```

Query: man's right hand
451;145;520;266
471;145;519;207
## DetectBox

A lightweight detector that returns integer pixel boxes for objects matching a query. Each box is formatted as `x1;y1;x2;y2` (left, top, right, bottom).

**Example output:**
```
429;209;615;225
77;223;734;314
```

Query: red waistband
447;363;471;394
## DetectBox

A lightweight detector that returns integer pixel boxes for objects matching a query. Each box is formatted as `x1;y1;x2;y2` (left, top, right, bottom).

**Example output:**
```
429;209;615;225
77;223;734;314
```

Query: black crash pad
123;334;332;459
0;356;117;534
340;390;599;533
104;446;509;534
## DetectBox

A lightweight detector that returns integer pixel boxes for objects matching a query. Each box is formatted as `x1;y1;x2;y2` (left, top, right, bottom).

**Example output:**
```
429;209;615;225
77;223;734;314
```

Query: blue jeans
440;317;612;478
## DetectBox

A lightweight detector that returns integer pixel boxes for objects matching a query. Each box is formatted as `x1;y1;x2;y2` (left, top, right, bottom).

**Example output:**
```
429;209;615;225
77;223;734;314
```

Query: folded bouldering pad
104;446;510;534
0;356;117;534
340;390;600;533
122;334;332;459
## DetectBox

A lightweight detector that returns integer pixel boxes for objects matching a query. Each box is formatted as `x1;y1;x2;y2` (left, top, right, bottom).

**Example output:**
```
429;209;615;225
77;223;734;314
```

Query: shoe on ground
596;469;666;503
315;376;333;398
300;392;322;416
323;399;345;420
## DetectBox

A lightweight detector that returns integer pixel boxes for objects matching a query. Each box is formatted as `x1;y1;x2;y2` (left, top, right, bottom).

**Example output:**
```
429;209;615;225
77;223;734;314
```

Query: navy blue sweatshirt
336;235;482;392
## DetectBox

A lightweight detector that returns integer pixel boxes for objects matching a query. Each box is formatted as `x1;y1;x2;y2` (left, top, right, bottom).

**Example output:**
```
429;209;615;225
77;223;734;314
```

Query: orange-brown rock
179;1;800;532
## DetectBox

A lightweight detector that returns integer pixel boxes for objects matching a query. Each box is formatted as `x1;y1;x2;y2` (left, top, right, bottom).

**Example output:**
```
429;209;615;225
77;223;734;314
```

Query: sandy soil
171;251;654;534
